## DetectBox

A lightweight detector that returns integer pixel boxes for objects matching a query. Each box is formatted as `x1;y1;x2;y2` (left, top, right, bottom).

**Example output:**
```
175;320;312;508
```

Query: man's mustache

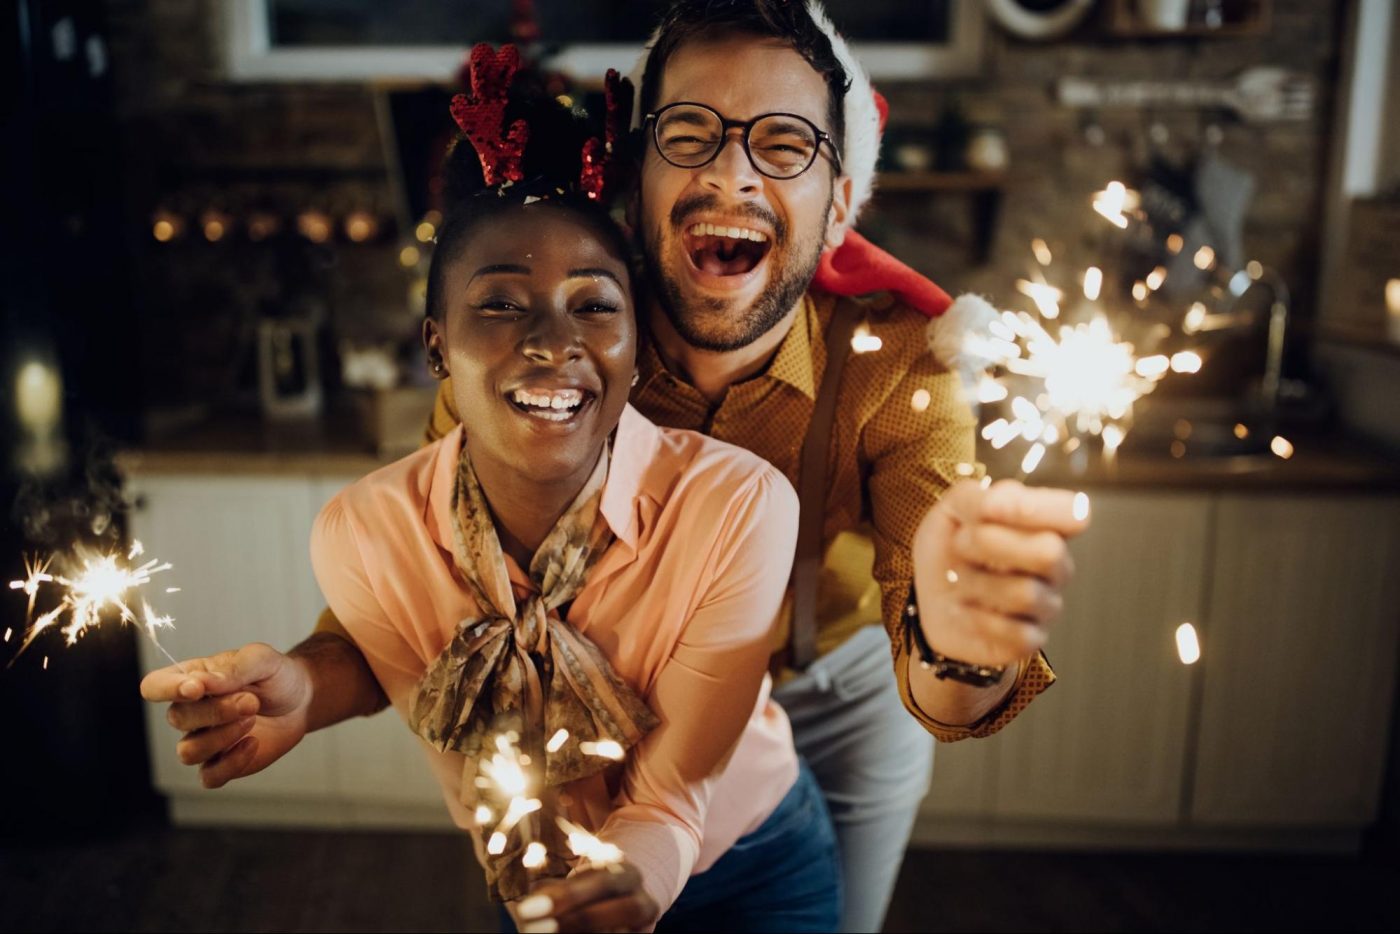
669;194;786;243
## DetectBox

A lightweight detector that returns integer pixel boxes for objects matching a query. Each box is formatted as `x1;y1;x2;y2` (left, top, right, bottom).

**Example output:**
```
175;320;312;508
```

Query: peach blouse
310;405;800;914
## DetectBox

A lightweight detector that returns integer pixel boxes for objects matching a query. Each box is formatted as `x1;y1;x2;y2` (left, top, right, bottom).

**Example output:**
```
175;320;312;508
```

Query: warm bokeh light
1082;266;1103;301
1175;622;1201;665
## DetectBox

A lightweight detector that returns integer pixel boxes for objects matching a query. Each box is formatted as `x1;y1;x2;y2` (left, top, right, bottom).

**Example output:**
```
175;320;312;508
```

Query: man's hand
514;862;658;933
912;479;1090;668
139;642;313;789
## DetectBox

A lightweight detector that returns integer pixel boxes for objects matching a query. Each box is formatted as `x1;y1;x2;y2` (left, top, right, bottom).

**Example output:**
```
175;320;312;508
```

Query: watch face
986;0;1095;40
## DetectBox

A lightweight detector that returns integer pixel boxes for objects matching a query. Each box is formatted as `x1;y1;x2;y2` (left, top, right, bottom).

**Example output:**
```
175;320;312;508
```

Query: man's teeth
511;389;584;411
686;223;768;243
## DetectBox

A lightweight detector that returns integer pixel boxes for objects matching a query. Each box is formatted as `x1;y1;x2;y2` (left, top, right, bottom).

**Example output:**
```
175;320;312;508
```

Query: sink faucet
1227;265;1291;410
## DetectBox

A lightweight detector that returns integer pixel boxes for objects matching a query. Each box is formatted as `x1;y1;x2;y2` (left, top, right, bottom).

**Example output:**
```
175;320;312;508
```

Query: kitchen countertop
986;432;1400;493
117;411;390;478
120;413;1400;492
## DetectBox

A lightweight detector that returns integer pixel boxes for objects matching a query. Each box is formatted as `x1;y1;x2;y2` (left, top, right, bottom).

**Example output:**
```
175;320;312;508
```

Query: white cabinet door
130;475;336;800
991;492;1210;824
308;478;446;810
1191;495;1400;826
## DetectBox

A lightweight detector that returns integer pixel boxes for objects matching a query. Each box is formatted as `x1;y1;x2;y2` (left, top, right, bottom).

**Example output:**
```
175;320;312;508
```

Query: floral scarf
408;441;659;900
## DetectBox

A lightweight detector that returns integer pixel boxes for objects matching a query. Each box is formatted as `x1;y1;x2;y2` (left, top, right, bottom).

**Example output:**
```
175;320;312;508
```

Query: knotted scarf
409;442;659;900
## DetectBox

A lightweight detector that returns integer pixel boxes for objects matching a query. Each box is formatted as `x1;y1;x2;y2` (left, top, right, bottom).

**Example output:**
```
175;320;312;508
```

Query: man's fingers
952;562;1064;624
979;480;1091;536
953;523;1074;587
176;716;256;766
200;734;260;789
166;692;260;733
935;603;1045;667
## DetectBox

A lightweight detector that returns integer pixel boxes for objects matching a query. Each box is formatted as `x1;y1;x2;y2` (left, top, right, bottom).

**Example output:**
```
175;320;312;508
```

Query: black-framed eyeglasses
644;102;843;180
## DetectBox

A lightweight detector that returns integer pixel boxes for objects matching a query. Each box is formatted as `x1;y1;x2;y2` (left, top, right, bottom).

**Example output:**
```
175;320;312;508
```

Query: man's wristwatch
905;584;1007;687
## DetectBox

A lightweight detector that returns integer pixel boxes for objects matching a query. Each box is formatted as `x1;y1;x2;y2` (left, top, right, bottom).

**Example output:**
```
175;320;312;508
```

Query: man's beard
644;191;830;353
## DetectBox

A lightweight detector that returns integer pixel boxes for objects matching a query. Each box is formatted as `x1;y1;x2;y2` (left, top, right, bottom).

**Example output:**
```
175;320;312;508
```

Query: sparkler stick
6;541;184;671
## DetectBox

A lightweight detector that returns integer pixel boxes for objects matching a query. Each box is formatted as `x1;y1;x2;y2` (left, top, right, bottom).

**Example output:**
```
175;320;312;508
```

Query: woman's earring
431;360;445;378
630;372;639;388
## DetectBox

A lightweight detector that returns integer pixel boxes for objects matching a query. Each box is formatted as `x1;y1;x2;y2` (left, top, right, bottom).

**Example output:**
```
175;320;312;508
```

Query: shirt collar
637;293;821;403
764;294;819;401
428;406;656;559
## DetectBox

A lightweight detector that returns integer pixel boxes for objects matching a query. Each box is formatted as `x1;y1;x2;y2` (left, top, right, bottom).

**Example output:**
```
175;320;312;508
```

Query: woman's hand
515;862;658;933
139;642;314;788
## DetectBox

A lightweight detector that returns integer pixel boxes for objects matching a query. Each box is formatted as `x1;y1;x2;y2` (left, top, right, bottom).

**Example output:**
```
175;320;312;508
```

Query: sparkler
6;540;182;670
474;729;629;875
956;176;1303;475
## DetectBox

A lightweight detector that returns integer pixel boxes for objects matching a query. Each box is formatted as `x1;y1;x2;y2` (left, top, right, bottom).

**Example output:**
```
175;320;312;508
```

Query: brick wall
104;0;1342;412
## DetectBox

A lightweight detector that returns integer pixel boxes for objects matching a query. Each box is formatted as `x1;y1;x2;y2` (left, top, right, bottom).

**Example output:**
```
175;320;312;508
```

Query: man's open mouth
683;222;772;277
506;387;594;423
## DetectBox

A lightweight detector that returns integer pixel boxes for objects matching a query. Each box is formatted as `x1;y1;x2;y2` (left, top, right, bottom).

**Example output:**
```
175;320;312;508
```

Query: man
142;3;1088;931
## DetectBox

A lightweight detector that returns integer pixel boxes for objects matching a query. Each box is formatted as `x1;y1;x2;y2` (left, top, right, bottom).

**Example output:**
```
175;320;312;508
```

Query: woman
310;46;839;933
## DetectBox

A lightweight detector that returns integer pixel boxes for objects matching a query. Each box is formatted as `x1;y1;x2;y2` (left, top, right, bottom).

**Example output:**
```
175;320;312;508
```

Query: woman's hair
425;73;636;321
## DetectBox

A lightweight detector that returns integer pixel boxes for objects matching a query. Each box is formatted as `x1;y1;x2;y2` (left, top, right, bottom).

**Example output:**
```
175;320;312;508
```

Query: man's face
639;35;851;352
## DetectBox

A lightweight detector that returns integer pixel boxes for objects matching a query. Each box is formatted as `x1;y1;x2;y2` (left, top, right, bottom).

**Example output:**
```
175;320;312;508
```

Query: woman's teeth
510;388;585;421
686;222;768;242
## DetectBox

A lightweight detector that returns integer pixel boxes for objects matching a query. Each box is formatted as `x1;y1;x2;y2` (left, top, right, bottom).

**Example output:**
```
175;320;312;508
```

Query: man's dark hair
426;79;635;320
639;0;851;155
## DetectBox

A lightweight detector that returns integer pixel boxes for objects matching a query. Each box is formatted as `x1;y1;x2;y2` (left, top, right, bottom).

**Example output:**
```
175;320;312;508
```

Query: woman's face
424;205;636;486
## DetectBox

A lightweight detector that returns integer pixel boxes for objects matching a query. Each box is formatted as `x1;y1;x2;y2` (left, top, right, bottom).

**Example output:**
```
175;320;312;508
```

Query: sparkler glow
557;817;624;869
975;311;1169;473
473;730;629;876
6;541;181;669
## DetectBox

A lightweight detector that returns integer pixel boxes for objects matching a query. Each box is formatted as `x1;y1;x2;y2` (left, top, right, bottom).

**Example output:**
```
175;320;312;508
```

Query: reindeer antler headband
451;43;633;202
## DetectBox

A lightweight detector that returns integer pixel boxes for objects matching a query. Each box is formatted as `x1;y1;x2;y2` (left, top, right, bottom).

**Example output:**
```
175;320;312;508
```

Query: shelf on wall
876;170;1007;192
1101;0;1271;38
873;171;1006;265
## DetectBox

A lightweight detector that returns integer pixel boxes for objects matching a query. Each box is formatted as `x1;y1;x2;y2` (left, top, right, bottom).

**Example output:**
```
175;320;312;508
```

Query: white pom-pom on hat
927;293;1001;394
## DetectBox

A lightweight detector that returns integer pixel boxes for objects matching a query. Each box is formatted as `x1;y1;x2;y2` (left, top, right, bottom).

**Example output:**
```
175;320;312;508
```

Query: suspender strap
789;298;862;670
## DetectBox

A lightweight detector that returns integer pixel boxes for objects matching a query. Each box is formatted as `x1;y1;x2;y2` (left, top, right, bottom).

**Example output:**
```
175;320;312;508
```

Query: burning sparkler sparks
473;730;630;876
557;817;624;869
6;541;181;669
959;169;1306;475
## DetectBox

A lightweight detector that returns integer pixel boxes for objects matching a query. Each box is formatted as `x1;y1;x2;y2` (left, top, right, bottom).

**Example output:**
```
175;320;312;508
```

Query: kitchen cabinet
130;472;449;829
917;491;1400;852
1191;496;1400;827
128;467;1400;850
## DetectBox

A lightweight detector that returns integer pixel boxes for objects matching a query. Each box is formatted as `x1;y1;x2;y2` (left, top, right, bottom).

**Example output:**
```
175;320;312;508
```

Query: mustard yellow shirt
321;290;1053;740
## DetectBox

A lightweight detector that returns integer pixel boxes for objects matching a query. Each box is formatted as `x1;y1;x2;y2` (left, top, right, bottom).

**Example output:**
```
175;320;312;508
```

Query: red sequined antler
451;44;529;186
579;69;634;202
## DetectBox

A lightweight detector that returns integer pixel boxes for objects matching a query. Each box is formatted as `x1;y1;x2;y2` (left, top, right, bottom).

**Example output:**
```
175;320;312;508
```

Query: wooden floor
3;819;1398;933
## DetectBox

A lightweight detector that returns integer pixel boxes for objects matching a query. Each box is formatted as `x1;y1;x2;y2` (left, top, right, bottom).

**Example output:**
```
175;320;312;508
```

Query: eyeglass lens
653;105;820;178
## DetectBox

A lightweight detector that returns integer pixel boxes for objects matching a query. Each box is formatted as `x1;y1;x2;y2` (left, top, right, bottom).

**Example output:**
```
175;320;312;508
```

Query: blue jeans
657;760;842;933
773;625;935;933
498;762;841;933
